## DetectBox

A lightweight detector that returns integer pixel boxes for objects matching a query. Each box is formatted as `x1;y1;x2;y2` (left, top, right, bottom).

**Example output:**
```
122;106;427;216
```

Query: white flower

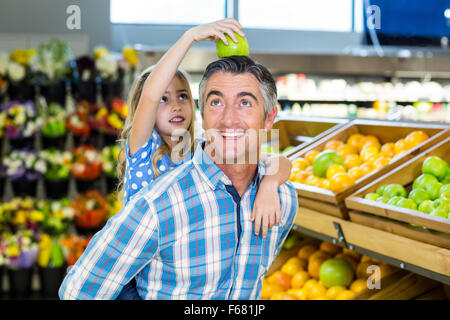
95;55;118;79
7;61;25;82
103;161;113;173
34;159;47;173
62;207;75;219
0;53;9;75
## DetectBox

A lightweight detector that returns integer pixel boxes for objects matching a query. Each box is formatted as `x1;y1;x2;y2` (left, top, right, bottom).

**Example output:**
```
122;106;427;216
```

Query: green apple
430;208;448;218
382;184;407;198
408;188;431;205
441;191;450;201
364;193;380;201
433;198;450;211
216;32;250;58
376;196;389;203
376;185;387;196
422;156;449;180
417;199;433;214
441;167;450;184
440;184;450;195
387;196;405;206
397;198;417;210
413;173;439;190
425;182;443;200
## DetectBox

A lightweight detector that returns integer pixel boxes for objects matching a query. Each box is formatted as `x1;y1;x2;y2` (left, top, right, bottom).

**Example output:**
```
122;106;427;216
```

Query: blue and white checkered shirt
59;144;298;300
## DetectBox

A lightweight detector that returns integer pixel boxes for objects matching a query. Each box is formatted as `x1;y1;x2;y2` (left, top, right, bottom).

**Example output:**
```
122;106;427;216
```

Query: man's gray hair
198;56;277;118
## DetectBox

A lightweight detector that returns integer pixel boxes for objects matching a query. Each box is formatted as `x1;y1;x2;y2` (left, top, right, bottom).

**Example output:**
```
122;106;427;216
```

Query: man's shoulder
129;160;195;205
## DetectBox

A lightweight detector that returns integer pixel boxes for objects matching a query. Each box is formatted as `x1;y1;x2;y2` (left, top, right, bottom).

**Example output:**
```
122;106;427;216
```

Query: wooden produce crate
269;115;349;159
345;136;450;249
289;119;450;219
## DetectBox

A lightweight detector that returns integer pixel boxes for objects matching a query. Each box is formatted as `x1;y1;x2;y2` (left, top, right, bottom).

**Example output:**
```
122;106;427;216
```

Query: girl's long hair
117;65;195;204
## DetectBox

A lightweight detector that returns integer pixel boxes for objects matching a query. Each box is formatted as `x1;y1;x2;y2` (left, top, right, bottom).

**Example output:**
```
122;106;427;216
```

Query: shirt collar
192;142;267;190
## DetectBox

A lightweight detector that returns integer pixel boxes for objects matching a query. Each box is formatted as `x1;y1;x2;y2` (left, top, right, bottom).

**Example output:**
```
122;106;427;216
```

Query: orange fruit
270;292;287;300
304;165;314;174
292;157;309;170
329;172;355;194
285;256;307;270
347;133;364;149
394;138;407;154
308;255;329;279
404;131;429;150
298;245;318;260
380;142;395;158
291;270;311;289
319;241;342;256
324;140;344;151
309;250;332;263
281;261;303;276
268;271;292;291
334;253;358;271
359;162;375;176
308;282;328;299
345;154;362;169
286;288;308;300
335;290;356;300
359;135;381;151
347;167;364;181
261;280;284;299
372;156;391;169
326;286;346;299
293;170;310;183
379;264;397;278
303;279;318;293
342;248;361;261
304;150;320;165
360;146;380;162
350;278;368;293
336;144;358;158
283;293;296;300
326;164;346;180
320;178;332;190
360;255;375;263
356;261;376;279
289;168;300;181
305;175;322;187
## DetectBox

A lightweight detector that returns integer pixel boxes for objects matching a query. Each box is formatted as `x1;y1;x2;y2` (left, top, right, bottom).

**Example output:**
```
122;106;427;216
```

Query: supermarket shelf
294;207;450;285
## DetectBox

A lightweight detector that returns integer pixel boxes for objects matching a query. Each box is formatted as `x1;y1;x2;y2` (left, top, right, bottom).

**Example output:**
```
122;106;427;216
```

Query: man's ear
264;106;278;131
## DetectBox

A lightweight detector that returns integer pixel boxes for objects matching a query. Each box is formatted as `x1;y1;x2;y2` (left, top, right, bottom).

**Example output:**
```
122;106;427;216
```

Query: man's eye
240;100;251;107
210;99;222;107
160;96;168;103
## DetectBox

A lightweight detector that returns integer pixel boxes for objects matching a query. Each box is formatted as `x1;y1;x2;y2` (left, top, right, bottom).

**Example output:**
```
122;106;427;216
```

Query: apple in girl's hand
216;32;249;58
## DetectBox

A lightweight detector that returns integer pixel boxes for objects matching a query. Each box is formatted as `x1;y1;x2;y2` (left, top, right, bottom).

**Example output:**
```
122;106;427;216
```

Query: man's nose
220;104;240;127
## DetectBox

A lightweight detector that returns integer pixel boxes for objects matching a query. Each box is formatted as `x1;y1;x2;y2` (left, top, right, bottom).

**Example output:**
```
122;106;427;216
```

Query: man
59;56;298;300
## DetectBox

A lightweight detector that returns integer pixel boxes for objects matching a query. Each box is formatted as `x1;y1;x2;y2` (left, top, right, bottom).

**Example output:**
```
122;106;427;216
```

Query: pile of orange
261;240;399;300
289;130;429;193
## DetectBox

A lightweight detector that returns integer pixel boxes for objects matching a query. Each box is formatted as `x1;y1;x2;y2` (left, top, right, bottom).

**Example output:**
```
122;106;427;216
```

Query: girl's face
155;76;193;144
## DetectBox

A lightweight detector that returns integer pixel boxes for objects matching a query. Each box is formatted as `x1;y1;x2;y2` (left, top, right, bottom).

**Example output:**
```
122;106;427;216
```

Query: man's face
202;72;277;164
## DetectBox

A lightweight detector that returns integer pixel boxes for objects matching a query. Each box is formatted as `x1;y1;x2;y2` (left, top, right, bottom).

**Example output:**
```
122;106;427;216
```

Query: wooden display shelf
290;119;450;219
294;207;450;285
269;116;349;158
346;137;450;247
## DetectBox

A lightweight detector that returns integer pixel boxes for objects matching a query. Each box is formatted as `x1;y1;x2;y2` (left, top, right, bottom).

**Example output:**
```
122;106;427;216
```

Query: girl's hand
251;178;281;238
186;18;245;45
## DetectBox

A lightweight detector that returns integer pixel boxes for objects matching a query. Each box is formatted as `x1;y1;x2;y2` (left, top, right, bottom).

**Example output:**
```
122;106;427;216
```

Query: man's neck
216;163;258;197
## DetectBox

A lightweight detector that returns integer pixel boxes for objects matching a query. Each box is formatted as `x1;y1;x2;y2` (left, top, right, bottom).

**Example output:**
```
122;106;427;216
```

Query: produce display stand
293;207;450;286
289;119;450;219
346;137;450;249
270;115;349;158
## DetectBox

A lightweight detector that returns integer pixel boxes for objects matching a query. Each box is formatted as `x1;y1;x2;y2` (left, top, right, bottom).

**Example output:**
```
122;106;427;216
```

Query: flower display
106;192;122;219
0;109;6;138
2;150;46;181
1;197;44;232
60;234;91;266
29;39;74;84
122;45;139;68
72;190;108;230
41;102;67;138
71;144;102;180
37;199;74;236
2;230;39;269
37;234;65;268
101;145;120;178
66;100;91;137
39;149;72;182
3;101;43;139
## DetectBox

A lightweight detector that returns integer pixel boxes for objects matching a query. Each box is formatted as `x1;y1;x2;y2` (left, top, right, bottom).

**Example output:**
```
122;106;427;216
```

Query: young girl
116;19;292;299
